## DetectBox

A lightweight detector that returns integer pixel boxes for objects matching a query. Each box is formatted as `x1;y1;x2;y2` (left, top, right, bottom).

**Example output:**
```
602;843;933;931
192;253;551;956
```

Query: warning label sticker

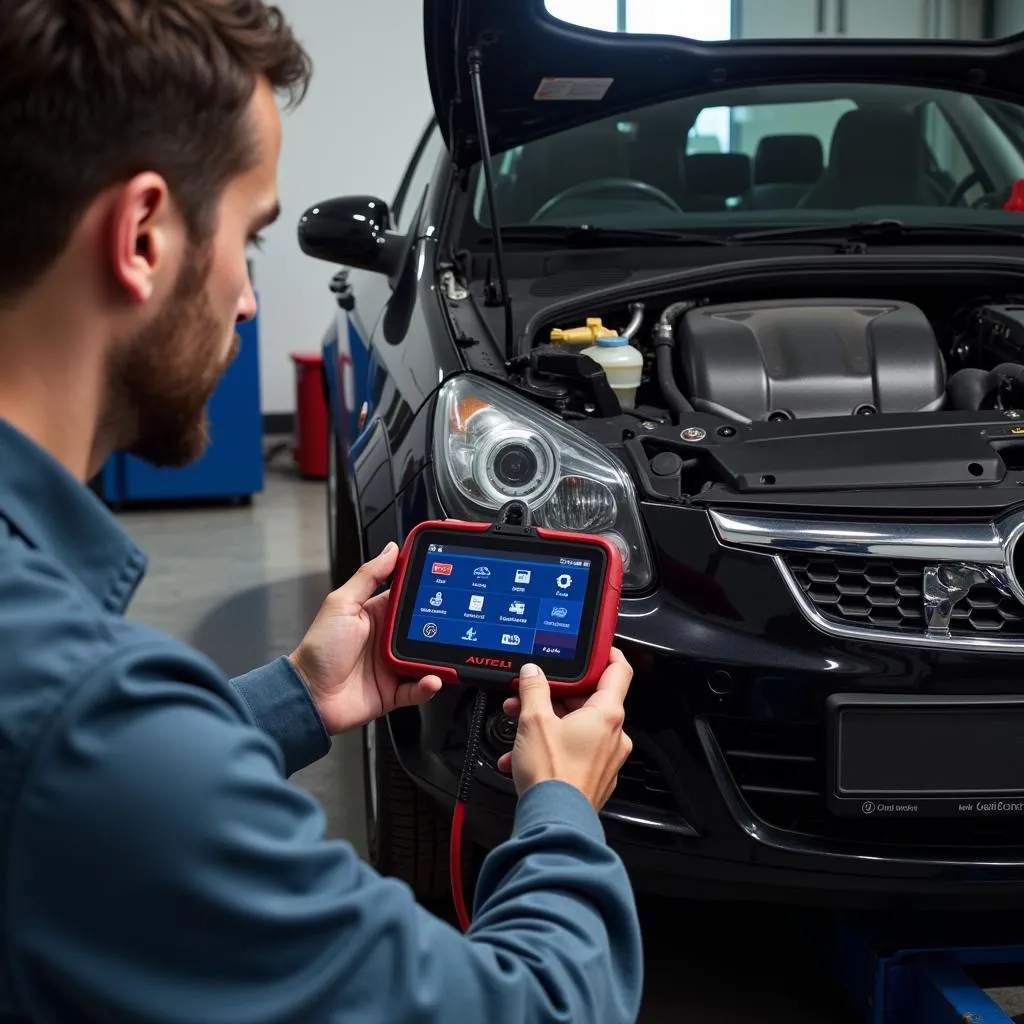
534;77;613;101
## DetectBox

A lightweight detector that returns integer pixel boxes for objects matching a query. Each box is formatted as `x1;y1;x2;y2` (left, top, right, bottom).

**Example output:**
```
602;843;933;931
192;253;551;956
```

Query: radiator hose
653;301;696;423
947;362;1024;411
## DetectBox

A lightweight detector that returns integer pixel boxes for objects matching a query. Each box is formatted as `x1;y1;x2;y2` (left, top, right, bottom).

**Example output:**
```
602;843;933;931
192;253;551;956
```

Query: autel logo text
465;656;513;669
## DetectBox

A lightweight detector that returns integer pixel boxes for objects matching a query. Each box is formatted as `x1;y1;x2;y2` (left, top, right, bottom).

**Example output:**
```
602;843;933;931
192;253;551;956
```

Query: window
465;82;1024;233
545;0;731;37
392;121;444;233
624;0;731;39
545;0;999;41
545;0;617;33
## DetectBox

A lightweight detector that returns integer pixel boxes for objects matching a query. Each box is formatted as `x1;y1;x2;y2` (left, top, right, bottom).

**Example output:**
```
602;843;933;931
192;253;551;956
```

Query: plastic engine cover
676;298;946;422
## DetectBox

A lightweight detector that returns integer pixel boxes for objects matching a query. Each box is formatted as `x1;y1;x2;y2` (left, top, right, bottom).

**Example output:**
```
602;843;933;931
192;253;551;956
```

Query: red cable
450;800;470;931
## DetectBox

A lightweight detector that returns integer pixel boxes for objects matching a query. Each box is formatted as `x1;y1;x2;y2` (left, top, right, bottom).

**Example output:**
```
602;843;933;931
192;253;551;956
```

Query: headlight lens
433;375;654;590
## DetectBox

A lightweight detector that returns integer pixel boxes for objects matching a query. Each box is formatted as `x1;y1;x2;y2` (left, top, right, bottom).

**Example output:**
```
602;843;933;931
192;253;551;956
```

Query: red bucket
291;353;328;479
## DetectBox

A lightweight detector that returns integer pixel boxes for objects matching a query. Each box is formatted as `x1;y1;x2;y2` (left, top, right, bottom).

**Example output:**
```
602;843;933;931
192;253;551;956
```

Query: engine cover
676;298;946;422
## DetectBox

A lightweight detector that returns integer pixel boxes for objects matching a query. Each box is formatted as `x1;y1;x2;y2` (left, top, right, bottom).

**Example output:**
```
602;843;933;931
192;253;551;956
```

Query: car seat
740;134;824;210
798;108;945;209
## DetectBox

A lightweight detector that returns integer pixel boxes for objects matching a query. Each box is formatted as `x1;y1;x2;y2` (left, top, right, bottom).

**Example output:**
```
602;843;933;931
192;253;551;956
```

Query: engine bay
526;294;1024;422
507;281;1024;503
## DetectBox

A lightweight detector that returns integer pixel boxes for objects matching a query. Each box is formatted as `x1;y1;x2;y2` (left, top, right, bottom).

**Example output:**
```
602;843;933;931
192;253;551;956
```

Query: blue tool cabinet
99;315;265;505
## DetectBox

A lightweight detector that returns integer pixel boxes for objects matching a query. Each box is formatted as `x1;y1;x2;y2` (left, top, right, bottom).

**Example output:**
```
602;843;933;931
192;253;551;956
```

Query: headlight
433;375;654;590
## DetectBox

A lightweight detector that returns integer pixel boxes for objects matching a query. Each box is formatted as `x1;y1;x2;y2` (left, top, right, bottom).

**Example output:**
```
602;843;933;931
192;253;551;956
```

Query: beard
105;242;241;469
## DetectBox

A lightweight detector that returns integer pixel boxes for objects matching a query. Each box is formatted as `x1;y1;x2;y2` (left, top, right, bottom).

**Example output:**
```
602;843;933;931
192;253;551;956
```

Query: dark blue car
300;0;1024;908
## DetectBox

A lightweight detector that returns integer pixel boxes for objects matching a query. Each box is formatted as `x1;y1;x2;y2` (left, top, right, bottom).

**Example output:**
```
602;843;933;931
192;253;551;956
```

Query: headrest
828;109;924;176
754;135;824;185
684;153;751;197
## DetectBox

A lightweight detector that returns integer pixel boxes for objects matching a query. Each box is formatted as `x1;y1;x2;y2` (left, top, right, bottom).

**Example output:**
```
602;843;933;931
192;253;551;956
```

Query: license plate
827;694;1024;819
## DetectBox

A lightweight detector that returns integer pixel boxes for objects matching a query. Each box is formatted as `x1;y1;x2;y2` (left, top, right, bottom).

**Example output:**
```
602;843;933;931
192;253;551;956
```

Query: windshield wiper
729;218;1024;247
479;225;729;247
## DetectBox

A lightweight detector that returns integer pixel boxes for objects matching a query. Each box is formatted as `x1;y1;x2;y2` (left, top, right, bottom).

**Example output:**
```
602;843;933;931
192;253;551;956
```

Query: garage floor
117;459;859;1022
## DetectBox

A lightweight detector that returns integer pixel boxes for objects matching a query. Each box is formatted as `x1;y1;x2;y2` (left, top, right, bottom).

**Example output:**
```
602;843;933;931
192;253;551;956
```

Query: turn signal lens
450;397;491;434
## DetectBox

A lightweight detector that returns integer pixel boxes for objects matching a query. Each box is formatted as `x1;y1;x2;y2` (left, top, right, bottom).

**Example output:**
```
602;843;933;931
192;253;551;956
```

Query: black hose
653;301;697;422
992;362;1024;411
654;338;693;421
992;362;1024;390
946;368;993;411
948;362;1024;411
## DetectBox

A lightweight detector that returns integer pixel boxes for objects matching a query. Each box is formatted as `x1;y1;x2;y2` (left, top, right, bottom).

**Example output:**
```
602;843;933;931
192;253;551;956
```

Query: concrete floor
118;461;858;1022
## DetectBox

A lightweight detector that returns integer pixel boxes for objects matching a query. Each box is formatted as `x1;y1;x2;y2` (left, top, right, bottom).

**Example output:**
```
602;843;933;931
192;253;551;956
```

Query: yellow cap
550;317;617;345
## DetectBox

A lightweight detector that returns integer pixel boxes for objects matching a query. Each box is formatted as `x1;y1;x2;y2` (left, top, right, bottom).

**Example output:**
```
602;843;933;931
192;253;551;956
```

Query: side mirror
297;196;405;276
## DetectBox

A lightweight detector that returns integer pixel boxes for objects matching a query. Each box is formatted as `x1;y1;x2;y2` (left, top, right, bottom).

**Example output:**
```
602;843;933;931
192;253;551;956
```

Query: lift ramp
824;912;1024;1023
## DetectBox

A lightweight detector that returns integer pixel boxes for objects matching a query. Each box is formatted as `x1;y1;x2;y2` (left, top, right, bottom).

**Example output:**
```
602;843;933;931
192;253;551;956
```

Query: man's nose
237;277;258;324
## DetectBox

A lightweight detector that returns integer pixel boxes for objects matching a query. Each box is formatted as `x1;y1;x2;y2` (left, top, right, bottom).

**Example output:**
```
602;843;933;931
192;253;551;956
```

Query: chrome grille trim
708;508;1024;653
709;510;1003;564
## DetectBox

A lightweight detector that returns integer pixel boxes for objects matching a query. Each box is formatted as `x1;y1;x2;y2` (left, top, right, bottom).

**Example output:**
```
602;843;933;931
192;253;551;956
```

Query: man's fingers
504;694;585;718
333;543;399;606
392;676;443;709
584;648;633;713
516;664;553;717
496;751;513;774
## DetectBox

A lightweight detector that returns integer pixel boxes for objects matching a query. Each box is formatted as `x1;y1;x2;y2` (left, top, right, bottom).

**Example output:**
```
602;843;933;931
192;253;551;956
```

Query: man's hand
288;544;443;735
496;650;634;813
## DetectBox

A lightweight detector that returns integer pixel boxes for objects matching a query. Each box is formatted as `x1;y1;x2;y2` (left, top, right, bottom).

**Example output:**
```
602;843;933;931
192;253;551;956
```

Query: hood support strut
468;46;514;360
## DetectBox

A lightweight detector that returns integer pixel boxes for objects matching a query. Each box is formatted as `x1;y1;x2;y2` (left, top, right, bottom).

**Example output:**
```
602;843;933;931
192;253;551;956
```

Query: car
299;0;1024;908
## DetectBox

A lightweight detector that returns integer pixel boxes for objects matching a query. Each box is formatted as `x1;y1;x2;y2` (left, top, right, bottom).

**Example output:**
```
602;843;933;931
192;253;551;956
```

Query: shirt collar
0;420;147;615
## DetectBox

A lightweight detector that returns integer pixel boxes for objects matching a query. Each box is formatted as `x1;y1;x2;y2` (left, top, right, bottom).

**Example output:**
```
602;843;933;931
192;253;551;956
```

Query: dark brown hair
0;0;312;303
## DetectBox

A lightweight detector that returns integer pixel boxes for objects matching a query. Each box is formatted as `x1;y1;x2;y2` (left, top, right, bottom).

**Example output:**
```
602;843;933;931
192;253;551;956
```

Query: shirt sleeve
230;656;330;775
6;643;644;1024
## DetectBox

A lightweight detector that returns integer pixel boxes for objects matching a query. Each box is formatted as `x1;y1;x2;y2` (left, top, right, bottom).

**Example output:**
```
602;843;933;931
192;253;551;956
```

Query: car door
331;119;442;456
347;119;455;551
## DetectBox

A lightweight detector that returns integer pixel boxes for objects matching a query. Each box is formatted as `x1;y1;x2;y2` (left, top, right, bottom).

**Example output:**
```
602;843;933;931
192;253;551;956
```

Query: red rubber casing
380;519;623;696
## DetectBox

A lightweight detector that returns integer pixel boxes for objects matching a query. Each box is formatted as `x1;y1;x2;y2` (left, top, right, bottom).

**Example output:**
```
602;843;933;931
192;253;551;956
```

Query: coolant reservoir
581;335;643;409
550;317;617;346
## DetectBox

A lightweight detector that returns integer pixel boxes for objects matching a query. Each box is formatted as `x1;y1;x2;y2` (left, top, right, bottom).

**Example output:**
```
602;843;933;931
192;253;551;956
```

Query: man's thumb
516;663;552;714
334;542;398;604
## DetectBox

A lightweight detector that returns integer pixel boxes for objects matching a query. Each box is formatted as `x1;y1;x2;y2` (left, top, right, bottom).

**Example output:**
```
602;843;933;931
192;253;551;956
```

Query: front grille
784;554;1024;635
708;717;1024;848
616;748;678;814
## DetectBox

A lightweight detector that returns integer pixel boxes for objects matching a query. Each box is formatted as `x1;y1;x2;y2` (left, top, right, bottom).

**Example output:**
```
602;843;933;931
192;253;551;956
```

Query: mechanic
0;2;643;1022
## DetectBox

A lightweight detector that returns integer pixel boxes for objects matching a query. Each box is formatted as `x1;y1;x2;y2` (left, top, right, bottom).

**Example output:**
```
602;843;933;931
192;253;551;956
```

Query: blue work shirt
0;421;643;1024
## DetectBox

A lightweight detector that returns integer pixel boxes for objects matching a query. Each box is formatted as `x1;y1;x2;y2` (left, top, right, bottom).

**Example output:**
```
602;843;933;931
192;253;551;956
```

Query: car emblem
922;562;1013;635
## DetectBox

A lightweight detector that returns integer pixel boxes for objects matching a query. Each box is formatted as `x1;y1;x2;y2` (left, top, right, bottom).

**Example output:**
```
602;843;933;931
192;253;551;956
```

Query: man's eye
248;234;266;251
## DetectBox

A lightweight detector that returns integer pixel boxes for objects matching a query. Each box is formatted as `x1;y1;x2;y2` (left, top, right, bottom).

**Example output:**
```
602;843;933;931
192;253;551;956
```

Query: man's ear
108;172;178;305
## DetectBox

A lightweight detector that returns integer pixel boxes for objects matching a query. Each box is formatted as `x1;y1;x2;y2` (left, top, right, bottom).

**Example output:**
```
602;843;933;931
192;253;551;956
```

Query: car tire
327;425;360;591
363;717;451;902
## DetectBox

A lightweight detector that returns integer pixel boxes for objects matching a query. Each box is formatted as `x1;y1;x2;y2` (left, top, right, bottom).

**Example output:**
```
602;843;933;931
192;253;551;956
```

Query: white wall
252;0;433;414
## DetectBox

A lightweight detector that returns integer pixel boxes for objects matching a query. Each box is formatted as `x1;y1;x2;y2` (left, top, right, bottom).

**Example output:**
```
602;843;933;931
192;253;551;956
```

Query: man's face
110;79;282;468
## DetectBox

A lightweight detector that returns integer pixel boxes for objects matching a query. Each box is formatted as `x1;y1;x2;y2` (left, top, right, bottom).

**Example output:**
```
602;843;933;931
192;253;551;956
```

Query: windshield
545;0;1016;41
467;82;1024;236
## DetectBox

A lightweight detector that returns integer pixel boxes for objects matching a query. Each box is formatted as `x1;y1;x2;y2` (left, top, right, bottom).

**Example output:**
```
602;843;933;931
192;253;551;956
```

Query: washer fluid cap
595;334;628;347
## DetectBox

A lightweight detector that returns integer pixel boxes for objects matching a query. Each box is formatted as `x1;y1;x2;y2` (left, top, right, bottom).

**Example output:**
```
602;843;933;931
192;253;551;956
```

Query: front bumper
389;483;1024;906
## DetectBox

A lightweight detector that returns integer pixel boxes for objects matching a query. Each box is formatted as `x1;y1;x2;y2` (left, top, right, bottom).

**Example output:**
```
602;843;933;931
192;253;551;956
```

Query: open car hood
424;0;1024;168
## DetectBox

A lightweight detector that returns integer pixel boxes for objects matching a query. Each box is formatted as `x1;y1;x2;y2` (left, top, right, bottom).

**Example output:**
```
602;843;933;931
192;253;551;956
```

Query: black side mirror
297;195;404;276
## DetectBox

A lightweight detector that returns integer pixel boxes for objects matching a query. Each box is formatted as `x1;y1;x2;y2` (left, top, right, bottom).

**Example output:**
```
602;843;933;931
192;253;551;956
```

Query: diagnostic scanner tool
383;501;623;695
